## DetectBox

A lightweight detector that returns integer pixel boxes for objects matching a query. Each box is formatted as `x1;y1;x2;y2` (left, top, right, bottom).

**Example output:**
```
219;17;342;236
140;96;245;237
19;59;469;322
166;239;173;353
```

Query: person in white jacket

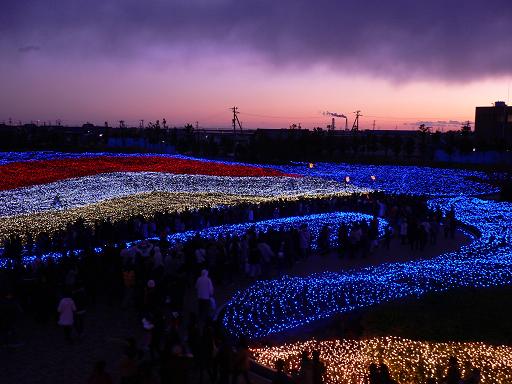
195;269;214;321
57;290;76;343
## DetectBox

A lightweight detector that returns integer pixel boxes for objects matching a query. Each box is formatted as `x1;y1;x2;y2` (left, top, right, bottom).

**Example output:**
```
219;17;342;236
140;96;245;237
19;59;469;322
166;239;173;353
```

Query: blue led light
0;151;500;197
137;211;387;249
222;196;512;339
275;163;498;196
1;152;509;345
0;211;387;269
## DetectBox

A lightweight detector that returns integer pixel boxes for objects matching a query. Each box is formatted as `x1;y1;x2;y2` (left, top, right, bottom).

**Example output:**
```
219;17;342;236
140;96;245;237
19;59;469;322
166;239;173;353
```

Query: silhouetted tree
184;123;194;133
461;121;471;135
392;135;402;157
418;123;431;134
405;137;415;157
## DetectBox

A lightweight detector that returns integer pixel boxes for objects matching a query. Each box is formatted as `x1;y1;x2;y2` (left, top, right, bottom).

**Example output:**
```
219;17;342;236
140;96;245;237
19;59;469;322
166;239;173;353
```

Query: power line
351;110;362;131
231;106;242;133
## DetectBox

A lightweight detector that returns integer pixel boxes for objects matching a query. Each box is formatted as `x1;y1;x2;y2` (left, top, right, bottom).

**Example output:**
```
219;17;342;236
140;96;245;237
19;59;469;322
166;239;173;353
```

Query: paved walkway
0;231;470;384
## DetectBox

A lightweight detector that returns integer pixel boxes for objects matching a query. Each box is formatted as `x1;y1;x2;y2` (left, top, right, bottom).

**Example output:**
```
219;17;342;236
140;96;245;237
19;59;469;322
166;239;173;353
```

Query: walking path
0;231;470;384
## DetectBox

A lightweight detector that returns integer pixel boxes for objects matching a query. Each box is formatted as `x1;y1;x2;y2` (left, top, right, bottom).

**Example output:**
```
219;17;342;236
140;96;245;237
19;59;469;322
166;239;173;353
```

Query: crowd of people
3;194;372;259
2;190;457;262
268;354;482;384
0;192;463;384
265;352;482;384
365;356;481;384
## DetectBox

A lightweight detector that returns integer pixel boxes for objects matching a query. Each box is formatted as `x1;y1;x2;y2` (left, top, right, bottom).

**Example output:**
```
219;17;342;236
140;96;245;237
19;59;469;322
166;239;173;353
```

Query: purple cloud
18;45;40;53
2;0;511;81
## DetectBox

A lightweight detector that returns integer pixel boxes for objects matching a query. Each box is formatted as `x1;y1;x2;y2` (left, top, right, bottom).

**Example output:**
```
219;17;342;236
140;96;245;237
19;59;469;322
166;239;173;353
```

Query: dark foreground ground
1;229;490;384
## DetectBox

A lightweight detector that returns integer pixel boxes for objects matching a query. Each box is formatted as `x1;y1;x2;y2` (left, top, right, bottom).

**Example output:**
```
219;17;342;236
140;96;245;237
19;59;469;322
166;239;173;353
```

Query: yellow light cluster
0;190;359;243
251;336;512;384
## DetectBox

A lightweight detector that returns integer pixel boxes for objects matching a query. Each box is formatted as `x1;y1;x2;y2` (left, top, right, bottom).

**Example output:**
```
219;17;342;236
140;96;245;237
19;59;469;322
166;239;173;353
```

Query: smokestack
332;117;335;130
323;111;347;118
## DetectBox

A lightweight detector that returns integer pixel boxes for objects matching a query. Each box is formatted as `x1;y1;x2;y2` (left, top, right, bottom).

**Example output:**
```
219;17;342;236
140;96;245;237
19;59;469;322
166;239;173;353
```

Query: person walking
272;359;290;384
299;350;313;384
198;324;216;384
122;262;136;308
216;336;233;384
87;361;113;384
195;269;214;322
463;368;481;384
312;350;326;384
298;225;311;260
0;291;23;347
232;337;251;384
400;219;408;245
380;363;398;384
444;356;461;384
57;289;76;344
367;363;380;384
72;283;87;338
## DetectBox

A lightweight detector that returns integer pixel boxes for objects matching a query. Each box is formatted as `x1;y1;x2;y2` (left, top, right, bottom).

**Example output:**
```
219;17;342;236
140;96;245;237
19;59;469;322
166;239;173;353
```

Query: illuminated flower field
222;196;512;339
141;211;387;249
217;161;511;383
0;173;359;218
0;154;293;190
0;153;368;243
251;337;512;384
6;210;386;269
276;162;498;196
0;151;510;383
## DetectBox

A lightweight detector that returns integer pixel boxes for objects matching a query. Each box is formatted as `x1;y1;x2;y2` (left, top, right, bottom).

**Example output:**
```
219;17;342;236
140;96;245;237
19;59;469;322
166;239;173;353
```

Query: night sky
2;0;512;129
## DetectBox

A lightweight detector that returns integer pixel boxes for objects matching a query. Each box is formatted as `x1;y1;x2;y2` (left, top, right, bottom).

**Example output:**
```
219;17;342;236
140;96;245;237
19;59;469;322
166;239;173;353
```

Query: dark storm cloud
2;0;512;81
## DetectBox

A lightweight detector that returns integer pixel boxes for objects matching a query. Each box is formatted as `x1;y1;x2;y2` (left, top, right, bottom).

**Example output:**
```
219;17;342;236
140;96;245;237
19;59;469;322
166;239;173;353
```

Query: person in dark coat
445;356;461;384
88;361;113;384
272;359;291;384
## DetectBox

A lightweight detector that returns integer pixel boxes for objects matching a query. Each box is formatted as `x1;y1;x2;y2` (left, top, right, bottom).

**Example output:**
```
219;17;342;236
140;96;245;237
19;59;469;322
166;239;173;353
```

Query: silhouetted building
475;101;512;144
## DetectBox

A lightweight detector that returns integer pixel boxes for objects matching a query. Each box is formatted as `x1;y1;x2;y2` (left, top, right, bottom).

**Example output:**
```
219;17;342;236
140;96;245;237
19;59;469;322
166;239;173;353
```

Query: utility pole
351;110;362;131
231;106;242;134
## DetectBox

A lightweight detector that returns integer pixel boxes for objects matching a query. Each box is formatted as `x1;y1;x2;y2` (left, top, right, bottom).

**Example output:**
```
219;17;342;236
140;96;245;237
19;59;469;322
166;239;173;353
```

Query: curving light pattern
0;211;387;268
0;155;294;191
222;197;512;339
1;151;511;380
131;211;387;249
275;163;498;196
251;336;512;384
0;192;269;244
0;152;499;196
0;173;365;218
